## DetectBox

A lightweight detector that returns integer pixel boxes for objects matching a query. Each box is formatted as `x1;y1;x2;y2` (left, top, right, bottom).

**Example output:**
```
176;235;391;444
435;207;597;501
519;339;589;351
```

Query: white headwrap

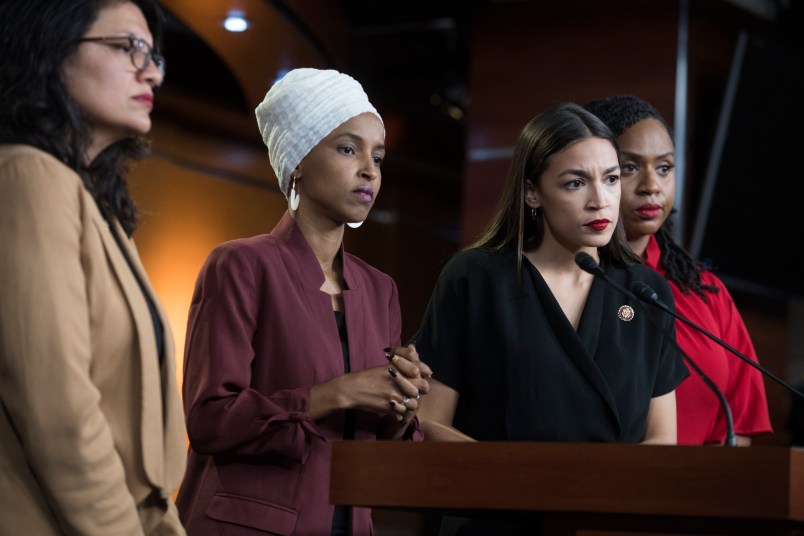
255;68;383;196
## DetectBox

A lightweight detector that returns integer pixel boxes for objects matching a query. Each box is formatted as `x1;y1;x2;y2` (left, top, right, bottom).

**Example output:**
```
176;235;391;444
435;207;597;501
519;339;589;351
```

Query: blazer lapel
274;214;343;376
109;222;186;490
525;262;621;426
92;215;166;488
341;255;367;373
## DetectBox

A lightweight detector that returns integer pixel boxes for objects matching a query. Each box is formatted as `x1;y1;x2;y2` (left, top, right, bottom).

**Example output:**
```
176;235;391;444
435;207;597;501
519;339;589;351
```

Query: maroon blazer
176;213;417;535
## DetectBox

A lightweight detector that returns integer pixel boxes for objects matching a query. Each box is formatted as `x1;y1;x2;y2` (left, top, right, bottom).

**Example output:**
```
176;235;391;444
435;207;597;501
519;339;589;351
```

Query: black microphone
575;251;602;274
575;252;738;446
630;280;804;400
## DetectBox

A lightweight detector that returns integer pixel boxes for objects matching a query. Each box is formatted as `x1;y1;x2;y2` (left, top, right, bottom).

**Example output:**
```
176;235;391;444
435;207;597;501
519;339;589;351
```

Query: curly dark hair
0;0;165;236
585;94;718;301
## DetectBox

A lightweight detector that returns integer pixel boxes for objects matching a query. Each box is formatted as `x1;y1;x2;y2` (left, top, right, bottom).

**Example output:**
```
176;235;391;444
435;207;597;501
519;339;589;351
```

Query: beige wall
128;123;285;391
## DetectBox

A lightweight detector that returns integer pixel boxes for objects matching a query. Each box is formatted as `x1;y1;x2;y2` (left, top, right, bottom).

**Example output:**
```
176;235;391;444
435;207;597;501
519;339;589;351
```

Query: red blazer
644;235;771;444
176;213;417;535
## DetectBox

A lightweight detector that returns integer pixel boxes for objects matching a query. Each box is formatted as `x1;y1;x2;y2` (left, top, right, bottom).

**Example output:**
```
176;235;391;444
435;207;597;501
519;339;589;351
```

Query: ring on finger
415;393;421;400
401;397;410;406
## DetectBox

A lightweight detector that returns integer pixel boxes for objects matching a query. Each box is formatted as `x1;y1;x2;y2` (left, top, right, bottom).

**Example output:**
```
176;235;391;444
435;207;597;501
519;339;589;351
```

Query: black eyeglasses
79;34;165;77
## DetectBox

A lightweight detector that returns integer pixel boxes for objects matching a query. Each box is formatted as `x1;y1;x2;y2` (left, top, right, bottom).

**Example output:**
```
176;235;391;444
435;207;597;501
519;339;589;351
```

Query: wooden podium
330;441;804;535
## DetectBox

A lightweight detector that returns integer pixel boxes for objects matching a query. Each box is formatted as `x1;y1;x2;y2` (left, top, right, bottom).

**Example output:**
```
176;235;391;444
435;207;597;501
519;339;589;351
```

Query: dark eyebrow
558;164;619;178
620;150;674;161
335;132;385;152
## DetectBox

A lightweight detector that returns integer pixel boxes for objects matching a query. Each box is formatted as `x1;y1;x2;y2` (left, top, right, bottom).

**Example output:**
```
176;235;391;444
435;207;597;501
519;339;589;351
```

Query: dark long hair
470;102;640;275
585;95;718;300
0;0;165;235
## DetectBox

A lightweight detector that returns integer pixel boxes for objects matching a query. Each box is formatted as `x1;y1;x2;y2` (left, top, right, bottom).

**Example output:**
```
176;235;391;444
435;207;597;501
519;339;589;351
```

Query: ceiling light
223;13;249;32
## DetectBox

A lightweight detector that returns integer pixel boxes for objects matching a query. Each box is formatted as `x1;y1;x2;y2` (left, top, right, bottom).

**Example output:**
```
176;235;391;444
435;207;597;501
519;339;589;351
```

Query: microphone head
630;281;659;302
575;252;599;274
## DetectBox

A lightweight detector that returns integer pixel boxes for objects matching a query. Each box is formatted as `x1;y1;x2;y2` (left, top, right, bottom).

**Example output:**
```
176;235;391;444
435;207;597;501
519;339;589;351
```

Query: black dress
413;247;689;535
414;246;689;443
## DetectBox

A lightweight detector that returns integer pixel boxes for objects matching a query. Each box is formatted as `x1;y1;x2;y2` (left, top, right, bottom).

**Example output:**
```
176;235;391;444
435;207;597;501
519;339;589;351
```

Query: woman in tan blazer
0;1;186;534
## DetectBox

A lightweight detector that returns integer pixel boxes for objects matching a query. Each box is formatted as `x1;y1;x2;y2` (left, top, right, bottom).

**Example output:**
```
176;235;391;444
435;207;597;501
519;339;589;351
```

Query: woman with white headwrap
175;68;431;536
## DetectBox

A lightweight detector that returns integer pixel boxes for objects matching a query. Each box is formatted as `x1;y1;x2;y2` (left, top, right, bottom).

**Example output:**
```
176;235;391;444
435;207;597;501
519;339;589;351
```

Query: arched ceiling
158;0;471;110
159;0;344;111
153;0;472;197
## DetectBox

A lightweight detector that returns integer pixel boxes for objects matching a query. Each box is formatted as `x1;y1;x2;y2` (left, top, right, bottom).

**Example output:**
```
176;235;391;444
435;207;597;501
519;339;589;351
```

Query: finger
406;397;420;412
403;344;434;379
391;344;421;364
388;345;432;380
393;395;420;413
389;372;423;398
410;378;429;395
388;400;406;419
385;352;423;380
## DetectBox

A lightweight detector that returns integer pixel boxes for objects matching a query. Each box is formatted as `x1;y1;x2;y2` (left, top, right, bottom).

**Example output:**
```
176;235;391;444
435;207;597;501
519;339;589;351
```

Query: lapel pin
618;305;635;322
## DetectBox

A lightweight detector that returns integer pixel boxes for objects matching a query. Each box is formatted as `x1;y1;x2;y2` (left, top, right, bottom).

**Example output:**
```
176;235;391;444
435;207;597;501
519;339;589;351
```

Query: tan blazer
0;144;186;535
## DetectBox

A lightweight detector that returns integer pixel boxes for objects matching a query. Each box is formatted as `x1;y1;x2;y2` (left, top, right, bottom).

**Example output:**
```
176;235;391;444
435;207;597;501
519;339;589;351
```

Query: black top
332;310;353;536
414;247;689;443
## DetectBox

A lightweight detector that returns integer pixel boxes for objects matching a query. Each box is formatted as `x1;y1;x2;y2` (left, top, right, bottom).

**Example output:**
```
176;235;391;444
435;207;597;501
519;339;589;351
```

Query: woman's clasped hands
384;344;432;423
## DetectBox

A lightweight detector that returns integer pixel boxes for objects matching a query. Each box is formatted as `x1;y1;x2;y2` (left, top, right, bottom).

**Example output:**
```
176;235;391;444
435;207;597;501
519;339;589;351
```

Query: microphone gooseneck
629;281;804;401
574;252;738;447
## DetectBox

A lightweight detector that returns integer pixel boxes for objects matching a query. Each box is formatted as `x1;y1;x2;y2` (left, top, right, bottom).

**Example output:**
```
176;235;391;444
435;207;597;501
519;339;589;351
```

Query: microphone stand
630;281;804;401
575;253;738;446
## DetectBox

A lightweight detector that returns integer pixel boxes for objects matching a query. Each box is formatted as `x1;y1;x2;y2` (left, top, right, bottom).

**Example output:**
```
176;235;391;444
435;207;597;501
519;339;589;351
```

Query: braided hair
585;95;718;301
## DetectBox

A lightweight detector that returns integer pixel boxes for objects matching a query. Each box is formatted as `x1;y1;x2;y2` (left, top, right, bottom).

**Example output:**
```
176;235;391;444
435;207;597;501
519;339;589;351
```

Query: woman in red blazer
176;68;431;536
584;95;771;445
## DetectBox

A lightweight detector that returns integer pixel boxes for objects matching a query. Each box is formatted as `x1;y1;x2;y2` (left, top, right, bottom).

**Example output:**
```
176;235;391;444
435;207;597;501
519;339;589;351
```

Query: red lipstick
133;93;154;108
586;219;610;231
635;204;661;219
